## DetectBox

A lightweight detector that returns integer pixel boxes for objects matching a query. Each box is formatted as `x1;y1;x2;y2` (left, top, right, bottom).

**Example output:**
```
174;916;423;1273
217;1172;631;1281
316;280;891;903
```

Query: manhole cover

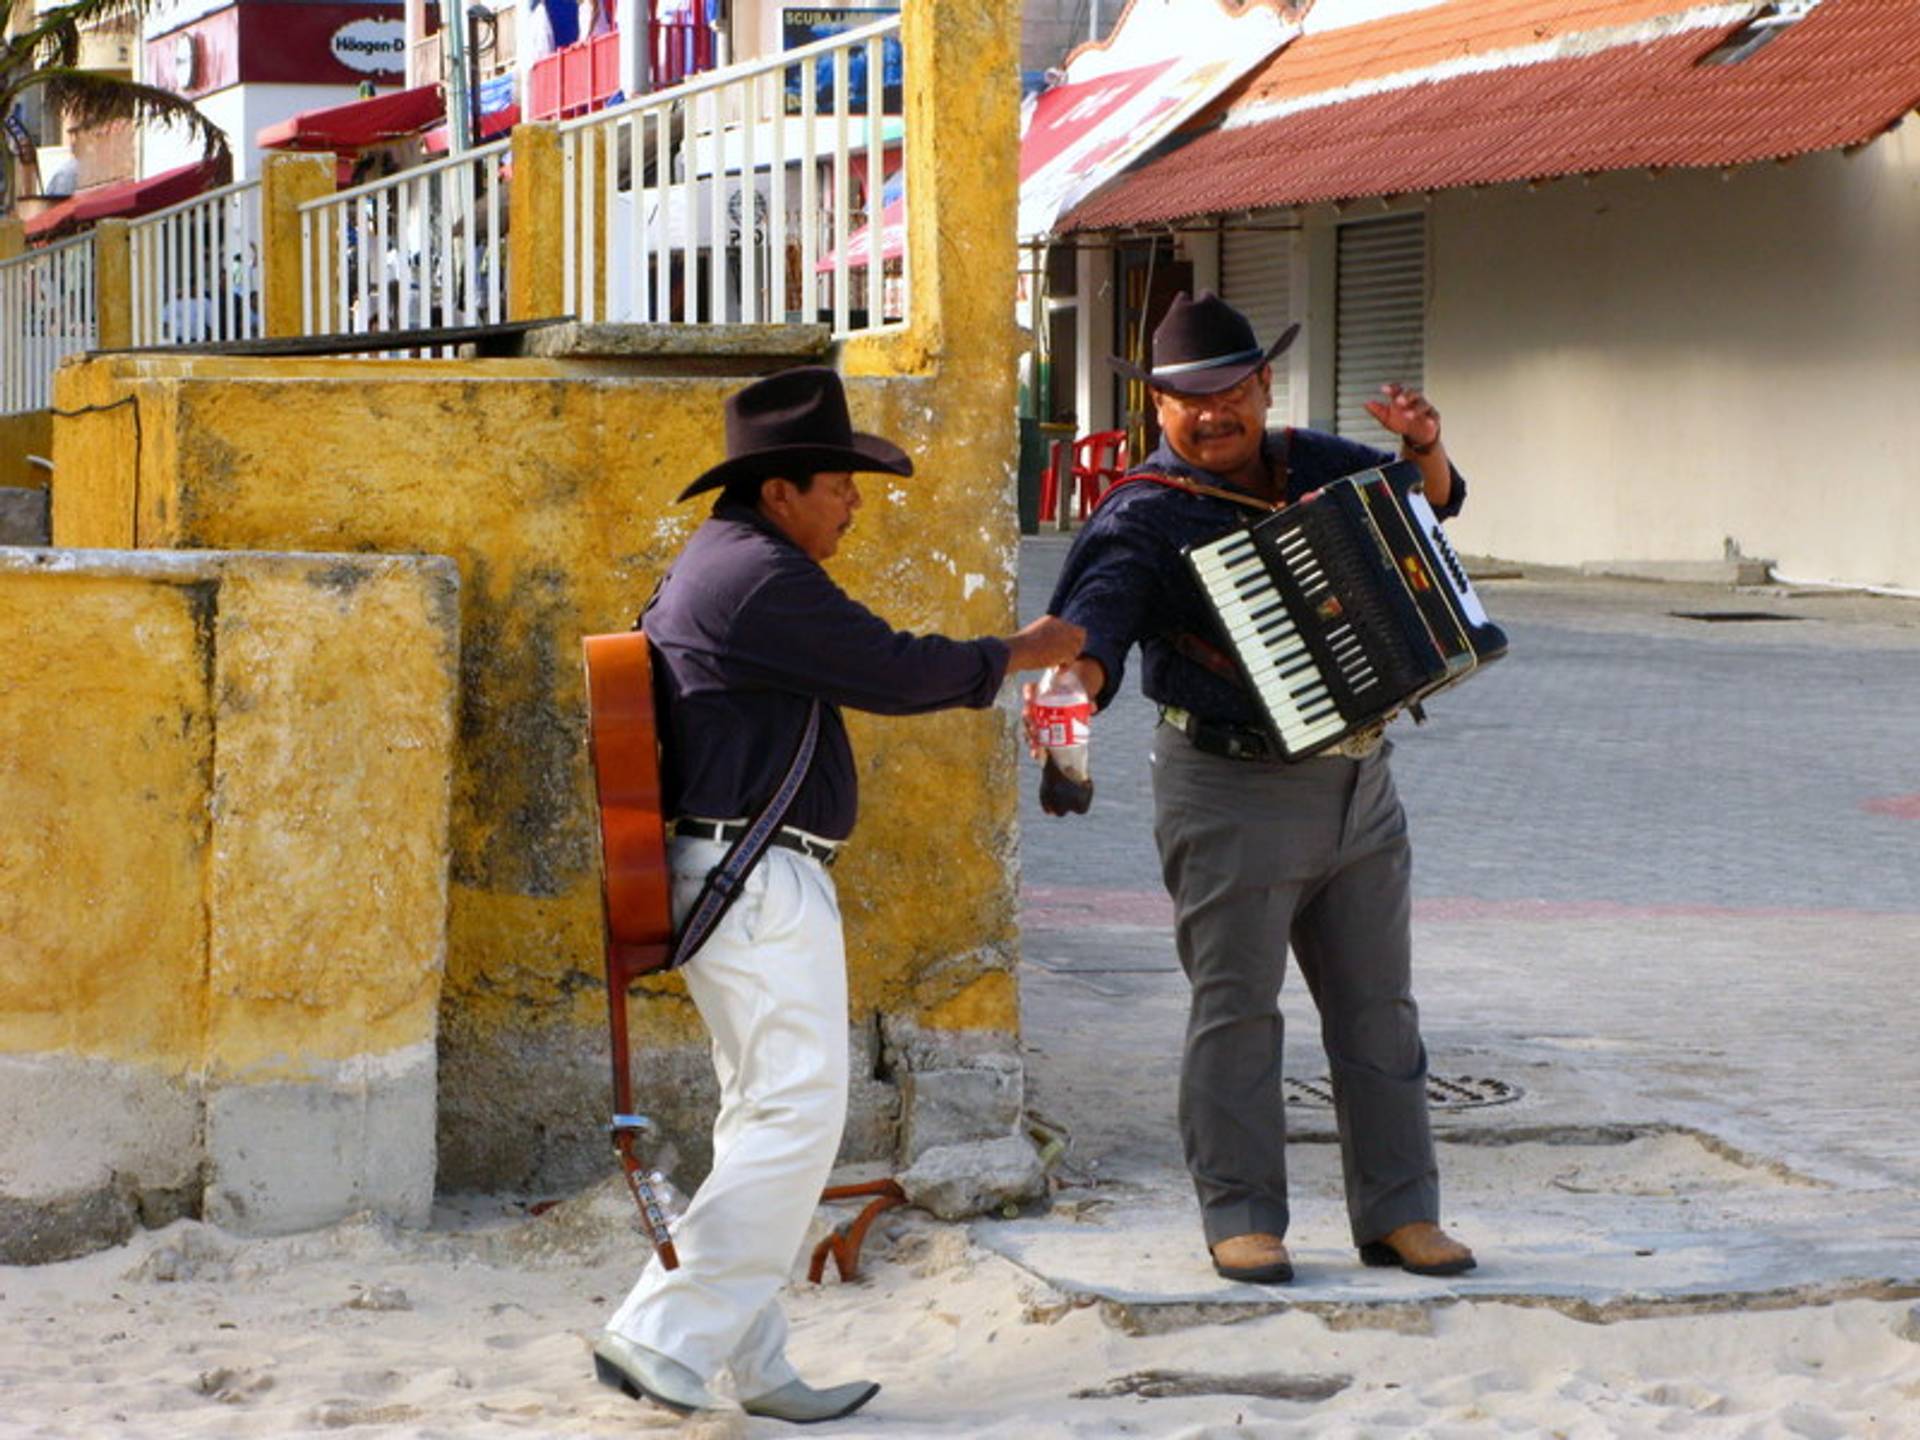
1668;610;1801;623
1283;1075;1523;1111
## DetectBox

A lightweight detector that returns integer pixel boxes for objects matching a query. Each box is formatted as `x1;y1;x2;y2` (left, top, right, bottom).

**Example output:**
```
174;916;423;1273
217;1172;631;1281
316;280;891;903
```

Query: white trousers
606;837;850;1392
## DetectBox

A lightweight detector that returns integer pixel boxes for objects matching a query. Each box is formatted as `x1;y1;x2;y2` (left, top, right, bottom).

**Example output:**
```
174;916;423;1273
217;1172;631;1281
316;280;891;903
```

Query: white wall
142;84;368;181
1425;129;1920;590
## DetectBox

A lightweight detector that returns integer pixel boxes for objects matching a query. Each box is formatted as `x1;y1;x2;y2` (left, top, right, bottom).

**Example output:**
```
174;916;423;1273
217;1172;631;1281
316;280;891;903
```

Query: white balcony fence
298;141;510;348
0;234;95;417
560;15;907;335
129;179;264;347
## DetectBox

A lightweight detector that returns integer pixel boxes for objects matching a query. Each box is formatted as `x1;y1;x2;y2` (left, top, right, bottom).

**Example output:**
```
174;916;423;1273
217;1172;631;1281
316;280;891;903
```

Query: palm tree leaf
17;71;232;163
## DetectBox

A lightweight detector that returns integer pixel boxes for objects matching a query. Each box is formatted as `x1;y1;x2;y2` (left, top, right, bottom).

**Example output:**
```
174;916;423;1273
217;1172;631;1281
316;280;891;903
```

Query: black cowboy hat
1108;290;1300;397
677;366;914;502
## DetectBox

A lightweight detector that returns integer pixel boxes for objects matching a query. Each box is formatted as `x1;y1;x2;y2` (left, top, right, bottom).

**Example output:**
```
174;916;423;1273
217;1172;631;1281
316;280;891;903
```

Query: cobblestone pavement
1003;537;1920;1311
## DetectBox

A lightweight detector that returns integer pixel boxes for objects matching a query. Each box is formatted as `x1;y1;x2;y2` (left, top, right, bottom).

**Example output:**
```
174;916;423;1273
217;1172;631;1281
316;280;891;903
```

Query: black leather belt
1159;706;1277;762
671;818;843;867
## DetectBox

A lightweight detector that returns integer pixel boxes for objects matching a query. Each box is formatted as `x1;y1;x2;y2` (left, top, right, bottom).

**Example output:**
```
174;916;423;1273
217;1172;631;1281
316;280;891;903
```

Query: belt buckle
1224;730;1263;761
1332;721;1387;759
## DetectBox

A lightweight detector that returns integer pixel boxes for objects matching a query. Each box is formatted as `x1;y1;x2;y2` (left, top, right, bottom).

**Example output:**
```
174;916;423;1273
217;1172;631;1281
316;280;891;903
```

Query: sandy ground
4;1178;1919;1440
8;566;1920;1436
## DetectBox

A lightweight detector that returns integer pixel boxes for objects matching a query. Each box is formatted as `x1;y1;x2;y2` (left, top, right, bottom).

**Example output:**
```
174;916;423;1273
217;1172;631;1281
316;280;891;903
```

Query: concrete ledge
1579;557;1776;587
0;547;459;1255
973;1128;1920;1330
205;1043;437;1234
0;1054;201;1263
514;321;832;366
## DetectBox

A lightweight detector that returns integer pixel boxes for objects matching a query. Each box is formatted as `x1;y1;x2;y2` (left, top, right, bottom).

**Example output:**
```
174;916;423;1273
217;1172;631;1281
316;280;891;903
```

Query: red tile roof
1061;0;1920;230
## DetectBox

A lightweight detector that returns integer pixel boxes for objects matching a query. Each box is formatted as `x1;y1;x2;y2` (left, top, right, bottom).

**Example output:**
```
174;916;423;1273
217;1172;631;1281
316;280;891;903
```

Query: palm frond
4;0;136;76
13;70;231;162
12;0;144;53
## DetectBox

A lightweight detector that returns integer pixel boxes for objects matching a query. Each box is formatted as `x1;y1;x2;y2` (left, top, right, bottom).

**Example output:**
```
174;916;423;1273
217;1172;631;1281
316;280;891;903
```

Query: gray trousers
1151;721;1439;1248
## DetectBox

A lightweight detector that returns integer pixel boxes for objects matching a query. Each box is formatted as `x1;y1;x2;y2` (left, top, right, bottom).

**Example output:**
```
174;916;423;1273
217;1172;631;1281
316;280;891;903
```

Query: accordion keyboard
1190;528;1349;754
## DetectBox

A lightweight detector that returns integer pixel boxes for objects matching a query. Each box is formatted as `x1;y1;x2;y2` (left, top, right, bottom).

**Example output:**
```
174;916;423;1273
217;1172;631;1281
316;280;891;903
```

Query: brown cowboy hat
1108;290;1300;397
677;366;914;502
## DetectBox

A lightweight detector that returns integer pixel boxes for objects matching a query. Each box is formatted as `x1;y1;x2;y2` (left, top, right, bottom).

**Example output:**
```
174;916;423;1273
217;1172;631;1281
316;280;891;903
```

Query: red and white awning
1016;1;1296;240
257;84;444;153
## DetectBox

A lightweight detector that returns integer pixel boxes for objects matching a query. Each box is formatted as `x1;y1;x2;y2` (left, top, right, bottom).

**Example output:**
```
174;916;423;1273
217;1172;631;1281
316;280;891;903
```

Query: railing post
0;218;23;261
260;152;337;337
842;0;1018;374
93;218;132;351
510;122;566;322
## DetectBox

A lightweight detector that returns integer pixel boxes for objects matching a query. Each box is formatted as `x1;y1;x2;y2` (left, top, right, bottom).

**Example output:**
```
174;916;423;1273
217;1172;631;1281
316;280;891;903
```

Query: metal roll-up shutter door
1335;214;1425;451
1220;216;1290;421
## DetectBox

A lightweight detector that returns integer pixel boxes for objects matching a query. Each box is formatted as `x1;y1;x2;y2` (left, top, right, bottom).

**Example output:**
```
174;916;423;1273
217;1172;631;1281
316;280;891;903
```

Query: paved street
1004;537;1920;1315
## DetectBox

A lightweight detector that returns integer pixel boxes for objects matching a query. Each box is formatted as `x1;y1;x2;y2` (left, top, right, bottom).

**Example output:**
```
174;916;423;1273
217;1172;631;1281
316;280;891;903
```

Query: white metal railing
298;140;510;345
129;179;264;347
560;16;906;336
0;233;96;416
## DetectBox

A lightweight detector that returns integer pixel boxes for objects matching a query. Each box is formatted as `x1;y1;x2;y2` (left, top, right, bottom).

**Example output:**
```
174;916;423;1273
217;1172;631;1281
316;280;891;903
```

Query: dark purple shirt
642;503;1011;840
1047;428;1466;728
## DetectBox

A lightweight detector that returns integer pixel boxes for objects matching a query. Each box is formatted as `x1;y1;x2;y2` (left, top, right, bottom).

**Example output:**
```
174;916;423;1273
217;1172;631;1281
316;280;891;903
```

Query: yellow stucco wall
0;564;211;1070
43;0;1027;1191
0;548;460;1255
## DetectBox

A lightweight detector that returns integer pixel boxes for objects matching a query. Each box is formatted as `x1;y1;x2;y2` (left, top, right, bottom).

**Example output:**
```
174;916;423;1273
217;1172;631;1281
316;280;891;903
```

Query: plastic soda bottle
1033;665;1093;815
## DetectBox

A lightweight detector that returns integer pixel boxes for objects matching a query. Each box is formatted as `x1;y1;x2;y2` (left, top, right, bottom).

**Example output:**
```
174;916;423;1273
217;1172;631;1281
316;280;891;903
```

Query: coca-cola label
1034;700;1091;749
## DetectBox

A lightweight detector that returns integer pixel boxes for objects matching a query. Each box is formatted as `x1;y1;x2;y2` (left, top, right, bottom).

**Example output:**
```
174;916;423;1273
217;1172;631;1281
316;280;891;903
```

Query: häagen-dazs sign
330;17;406;74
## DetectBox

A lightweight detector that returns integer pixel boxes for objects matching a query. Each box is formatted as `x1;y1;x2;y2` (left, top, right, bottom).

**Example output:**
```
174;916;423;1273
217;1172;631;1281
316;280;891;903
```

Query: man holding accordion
1040;291;1479;1285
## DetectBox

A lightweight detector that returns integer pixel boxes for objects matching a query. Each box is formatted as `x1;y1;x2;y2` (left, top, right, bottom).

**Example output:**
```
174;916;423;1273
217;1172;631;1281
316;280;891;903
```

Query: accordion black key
1182;461;1508;762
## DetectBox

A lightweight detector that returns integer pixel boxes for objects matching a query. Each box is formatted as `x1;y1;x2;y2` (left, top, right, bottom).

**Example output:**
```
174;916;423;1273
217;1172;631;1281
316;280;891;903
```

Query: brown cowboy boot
1210;1232;1294;1284
1358;1221;1477;1277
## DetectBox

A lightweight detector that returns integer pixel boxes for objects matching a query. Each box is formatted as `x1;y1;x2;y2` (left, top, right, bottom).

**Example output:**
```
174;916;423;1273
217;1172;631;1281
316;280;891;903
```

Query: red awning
24;155;230;241
257;84;444;153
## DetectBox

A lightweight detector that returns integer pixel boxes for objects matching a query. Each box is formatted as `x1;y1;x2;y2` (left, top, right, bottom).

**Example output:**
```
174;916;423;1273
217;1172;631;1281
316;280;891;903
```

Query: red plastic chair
1039;430;1129;525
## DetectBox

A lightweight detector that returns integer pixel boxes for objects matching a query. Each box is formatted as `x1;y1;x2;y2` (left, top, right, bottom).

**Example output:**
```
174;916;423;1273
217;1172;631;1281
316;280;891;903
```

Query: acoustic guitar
582;629;680;1267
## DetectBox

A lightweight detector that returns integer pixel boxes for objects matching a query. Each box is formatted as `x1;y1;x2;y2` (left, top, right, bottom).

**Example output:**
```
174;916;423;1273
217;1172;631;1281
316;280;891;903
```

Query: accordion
1183;461;1508;762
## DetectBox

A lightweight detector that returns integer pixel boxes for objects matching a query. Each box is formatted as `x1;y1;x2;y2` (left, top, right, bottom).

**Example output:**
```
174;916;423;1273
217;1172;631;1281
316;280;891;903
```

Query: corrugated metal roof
1061;0;1920;230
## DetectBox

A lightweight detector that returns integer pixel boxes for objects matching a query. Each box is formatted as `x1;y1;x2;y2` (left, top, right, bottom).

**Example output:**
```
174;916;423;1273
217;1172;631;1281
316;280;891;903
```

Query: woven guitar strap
665;698;823;970
1097;468;1281;690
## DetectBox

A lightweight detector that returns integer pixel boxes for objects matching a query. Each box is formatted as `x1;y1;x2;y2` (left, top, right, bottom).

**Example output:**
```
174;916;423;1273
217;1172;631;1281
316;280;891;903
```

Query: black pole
466;8;486;149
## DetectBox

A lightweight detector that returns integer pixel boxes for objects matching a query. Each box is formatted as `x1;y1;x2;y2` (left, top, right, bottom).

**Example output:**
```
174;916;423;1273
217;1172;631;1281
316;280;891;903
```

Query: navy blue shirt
643;503;1011;840
1047;429;1466;728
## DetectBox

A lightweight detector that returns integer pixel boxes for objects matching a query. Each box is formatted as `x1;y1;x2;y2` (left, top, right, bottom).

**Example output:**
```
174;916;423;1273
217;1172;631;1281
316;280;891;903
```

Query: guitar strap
1093;467;1282;516
666;699;821;970
1096;469;1279;695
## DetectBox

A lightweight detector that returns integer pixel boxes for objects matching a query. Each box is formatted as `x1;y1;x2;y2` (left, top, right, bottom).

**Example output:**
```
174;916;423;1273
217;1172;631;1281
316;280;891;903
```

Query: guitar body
583;630;674;981
583;628;681;1268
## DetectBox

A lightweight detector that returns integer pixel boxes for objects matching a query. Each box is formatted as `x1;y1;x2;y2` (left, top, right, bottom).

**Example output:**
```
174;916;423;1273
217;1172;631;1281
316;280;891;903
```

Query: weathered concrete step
516;321;832;370
0;487;50;546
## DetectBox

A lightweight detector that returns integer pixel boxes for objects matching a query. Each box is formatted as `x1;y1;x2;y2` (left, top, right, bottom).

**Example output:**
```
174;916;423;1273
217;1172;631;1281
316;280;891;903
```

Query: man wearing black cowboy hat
1038;291;1477;1286
593;366;1083;1423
